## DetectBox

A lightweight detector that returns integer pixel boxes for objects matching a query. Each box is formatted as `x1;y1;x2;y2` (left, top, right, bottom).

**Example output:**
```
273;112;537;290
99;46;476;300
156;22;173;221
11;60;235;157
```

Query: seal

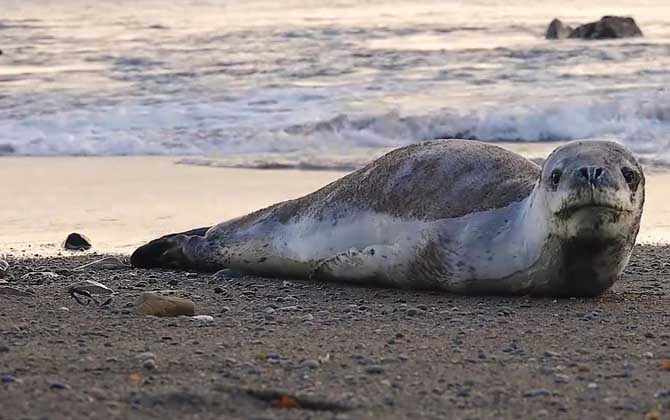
131;139;645;297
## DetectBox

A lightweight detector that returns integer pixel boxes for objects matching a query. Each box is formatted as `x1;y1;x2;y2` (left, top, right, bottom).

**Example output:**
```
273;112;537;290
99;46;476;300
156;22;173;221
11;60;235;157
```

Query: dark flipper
131;227;213;270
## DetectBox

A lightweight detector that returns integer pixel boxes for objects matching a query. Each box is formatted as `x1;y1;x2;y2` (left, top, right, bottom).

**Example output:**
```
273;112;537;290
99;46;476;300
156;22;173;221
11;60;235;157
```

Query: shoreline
3;153;670;257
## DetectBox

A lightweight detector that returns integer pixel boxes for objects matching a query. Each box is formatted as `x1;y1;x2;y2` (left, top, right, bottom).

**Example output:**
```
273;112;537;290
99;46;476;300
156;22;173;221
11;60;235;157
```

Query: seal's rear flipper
131;226;212;270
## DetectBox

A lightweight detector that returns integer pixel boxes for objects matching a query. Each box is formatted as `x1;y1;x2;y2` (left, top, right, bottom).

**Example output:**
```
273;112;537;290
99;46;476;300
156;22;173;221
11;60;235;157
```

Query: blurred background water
2;0;670;169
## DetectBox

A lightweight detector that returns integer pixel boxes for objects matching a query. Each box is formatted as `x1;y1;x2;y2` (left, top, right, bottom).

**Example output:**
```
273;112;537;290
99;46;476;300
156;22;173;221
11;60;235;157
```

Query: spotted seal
131;140;644;297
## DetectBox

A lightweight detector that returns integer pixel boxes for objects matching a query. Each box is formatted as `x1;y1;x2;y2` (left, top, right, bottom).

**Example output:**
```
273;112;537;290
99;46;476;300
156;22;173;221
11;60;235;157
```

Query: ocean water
2;0;670;169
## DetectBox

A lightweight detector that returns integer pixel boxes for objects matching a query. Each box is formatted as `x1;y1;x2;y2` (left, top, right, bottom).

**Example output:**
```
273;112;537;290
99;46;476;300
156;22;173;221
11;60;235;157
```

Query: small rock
143;359;157;370
545;18;572;39
22;271;59;281
191;315;214;323
135;352;156;361
1;375;17;383
74;257;127;271
0;286;35;297
58;307;70;312
302;359;320;369
68;280;114;296
365;365;384;374
87;387;108;400
570;16;643;40
213;269;243;279
167;279;179;286
133;292;195;317
645;411;662;420
213;287;224;294
50;383;70;390
523;389;551;398
0;260;9;278
406;308;419;316
587;382;599;389
63;233;92;251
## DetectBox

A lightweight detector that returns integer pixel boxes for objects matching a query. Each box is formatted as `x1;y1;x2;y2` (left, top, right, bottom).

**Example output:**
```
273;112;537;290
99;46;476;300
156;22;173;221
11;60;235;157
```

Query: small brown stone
133;292;195;317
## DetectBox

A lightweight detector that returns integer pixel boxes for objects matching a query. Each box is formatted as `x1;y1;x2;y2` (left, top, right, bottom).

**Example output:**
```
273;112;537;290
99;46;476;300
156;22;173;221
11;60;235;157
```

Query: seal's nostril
579;167;589;180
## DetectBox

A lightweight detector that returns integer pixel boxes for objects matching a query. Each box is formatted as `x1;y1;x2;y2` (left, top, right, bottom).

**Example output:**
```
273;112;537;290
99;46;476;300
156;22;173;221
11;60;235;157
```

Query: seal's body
132;140;644;297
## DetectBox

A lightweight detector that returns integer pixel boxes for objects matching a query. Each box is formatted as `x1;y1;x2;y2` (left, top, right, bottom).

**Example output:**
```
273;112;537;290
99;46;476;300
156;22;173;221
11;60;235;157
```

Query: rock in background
546;16;643;40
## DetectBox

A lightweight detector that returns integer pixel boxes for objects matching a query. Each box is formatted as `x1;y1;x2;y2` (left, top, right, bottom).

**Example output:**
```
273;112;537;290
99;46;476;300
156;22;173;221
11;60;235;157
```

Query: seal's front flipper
131;233;216;271
311;245;408;287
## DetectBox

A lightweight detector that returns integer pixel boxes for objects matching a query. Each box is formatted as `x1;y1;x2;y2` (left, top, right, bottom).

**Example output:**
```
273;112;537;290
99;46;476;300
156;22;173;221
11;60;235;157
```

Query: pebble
63;232;92;251
67;280;114;296
0;260;9;278
133;292;195;317
58;307;70;312
143;359;157;370
301;359;320;369
213;287;224;294
213;269;243;279
406;308;420;316
50;383;70;390
523;389;551;398
191;315;214;323
587;382;599;389
1;375;17;383
74;257;127;271
365;365;384;374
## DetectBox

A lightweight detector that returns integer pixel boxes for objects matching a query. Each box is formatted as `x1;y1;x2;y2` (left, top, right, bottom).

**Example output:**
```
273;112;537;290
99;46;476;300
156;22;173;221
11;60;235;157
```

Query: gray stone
545;18;572;39
302;359;320;369
570;16;643;40
523;388;551;398
365;365;384;374
74;257;127;271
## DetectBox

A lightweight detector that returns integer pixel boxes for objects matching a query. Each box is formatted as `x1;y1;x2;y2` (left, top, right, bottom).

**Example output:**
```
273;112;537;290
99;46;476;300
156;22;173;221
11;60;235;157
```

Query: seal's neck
451;186;550;287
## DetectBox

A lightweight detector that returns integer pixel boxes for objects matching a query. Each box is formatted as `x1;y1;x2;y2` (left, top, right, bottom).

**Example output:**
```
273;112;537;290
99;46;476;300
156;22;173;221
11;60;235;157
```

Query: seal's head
531;141;644;296
539;140;644;241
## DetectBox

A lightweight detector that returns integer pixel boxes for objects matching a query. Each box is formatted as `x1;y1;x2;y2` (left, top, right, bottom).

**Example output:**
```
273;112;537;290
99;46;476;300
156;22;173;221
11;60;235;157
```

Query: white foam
3;88;670;169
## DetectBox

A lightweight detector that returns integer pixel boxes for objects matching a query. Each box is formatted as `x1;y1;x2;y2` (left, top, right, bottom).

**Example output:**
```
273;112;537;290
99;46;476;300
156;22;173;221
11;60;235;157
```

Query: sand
1;248;670;420
2;155;670;256
2;154;670;419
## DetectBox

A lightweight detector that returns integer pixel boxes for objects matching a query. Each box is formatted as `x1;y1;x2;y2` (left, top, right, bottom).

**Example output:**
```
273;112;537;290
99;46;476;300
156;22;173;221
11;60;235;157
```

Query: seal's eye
550;169;562;186
621;167;636;184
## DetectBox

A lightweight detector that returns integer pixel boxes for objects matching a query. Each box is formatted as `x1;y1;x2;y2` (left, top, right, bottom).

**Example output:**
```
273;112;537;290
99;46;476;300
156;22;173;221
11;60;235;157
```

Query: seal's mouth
556;203;630;218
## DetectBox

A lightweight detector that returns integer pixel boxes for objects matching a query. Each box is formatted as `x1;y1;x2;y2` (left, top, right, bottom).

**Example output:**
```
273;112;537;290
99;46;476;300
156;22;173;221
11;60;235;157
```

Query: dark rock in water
545;19;572;39
63;233;92;251
569;16;642;40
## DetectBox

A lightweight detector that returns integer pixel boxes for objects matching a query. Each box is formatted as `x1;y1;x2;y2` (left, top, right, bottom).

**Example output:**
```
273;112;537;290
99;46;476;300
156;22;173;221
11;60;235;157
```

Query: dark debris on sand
1;246;670;419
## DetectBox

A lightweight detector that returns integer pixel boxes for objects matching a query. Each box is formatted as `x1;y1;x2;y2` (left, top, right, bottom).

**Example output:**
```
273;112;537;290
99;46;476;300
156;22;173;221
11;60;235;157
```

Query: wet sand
2;154;670;257
1;247;670;420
